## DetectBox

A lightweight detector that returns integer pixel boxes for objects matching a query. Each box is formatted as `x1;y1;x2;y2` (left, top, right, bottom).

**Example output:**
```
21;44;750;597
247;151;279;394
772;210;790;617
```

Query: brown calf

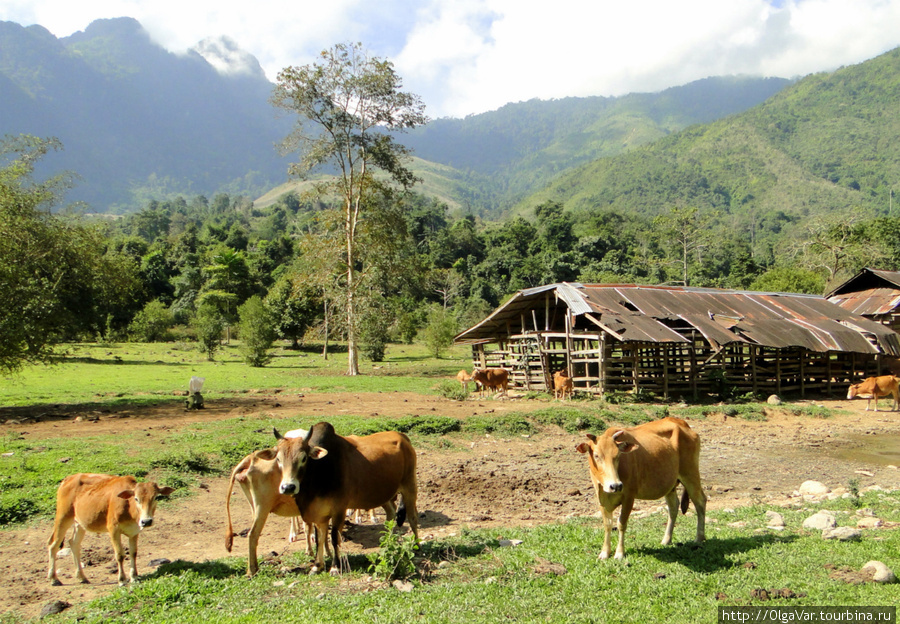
471;368;509;397
47;474;174;586
576;417;706;560
847;375;900;411
553;369;573;400
456;369;473;391
275;422;419;575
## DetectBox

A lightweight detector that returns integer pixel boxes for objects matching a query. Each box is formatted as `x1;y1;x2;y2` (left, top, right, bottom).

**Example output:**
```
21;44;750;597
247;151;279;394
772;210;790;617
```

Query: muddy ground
1;391;899;619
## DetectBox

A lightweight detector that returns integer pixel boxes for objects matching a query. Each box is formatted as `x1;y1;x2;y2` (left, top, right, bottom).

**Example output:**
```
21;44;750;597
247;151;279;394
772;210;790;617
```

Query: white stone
856;517;884;529
499;539;523;547
767;395;782;405
392;580;414;592
822;527;861;541
765;511;785;528
799;481;830;497
803;511;837;530
861;561;896;584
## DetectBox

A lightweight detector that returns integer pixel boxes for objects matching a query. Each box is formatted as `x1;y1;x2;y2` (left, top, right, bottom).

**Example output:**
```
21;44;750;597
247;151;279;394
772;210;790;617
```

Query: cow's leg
47;515;74;586
69;524;89;584
662;489;679;546
126;533;140;583
680;476;707;544
310;520;329;574
246;506;272;577
599;506;614;560
328;514;350;575
108;529;129;586
615;497;635;559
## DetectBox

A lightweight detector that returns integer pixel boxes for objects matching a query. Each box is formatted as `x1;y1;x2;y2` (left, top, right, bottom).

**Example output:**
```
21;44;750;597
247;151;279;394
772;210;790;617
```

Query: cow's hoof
309;566;322;575
78;578;90;585
329;567;340;576
614;553;625;560
50;578;62;587
598;552;610;560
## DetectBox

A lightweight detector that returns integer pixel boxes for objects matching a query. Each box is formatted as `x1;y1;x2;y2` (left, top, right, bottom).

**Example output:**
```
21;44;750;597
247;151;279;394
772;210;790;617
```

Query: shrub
438;380;469;401
128;300;173;342
192;302;225;361
419;306;458;358
237;295;276;367
367;520;418;580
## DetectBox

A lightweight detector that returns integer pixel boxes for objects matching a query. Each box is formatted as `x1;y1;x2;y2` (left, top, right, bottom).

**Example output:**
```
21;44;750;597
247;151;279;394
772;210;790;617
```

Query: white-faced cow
274;422;419;574
47;473;174;586
471;368;509;397
847;375;900;411
575;417;706;560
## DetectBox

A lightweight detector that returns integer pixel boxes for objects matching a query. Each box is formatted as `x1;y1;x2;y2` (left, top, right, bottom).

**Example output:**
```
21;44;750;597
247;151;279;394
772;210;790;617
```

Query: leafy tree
192;301;225;361
0;135;117;373
128;300;173;342
272;42;428;375
653;206;718;286
237;295;276;367
749;267;825;294
420;305;458;358
265;273;321;349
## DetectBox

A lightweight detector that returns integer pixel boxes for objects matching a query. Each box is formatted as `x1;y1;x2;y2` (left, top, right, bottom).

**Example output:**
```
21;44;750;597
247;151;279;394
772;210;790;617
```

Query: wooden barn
455;283;900;400
826;268;900;332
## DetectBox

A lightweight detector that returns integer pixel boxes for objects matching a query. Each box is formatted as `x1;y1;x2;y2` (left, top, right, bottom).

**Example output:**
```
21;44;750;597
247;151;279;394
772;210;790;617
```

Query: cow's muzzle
605;482;623;493
280;483;297;495
140;518;154;528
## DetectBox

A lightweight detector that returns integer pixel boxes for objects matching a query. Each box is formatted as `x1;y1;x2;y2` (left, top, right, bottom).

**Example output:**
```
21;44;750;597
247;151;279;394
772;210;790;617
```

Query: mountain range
1;17;794;214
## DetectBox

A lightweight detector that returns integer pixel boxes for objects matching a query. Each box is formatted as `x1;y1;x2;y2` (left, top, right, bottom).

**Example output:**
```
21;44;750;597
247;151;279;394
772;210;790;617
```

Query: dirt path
2;393;899;619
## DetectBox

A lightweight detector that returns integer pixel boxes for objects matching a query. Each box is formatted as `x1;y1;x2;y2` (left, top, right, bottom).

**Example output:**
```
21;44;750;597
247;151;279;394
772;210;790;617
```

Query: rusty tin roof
455;283;900;356
826;268;900;317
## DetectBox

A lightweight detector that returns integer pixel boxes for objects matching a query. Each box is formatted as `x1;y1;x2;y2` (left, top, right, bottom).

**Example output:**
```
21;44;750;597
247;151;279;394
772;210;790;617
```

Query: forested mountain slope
519;47;900;227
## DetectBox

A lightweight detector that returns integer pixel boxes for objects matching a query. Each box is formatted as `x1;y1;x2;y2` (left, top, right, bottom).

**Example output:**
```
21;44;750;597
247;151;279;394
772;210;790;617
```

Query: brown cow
47;473;174;586
553;369;573;400
471;368;509;397
847;375;900;411
225;447;345;575
456;369;473;391
576;417;706;560
274;422;419;575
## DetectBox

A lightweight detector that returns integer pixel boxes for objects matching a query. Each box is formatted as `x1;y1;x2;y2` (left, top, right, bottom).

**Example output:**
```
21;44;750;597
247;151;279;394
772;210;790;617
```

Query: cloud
2;0;899;118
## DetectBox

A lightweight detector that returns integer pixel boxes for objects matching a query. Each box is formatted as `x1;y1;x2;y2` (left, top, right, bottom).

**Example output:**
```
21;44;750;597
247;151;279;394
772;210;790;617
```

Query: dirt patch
2;393;900;619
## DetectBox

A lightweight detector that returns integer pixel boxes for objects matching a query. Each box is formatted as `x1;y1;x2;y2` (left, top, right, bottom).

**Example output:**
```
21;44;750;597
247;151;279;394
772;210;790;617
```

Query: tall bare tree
272;42;427;375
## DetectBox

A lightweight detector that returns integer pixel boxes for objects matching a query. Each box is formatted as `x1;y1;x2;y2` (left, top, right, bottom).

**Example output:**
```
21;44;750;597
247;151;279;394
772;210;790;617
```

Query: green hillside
518;48;900;225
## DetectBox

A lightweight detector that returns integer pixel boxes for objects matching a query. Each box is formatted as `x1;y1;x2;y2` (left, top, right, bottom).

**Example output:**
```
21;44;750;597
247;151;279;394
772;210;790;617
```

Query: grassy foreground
1;341;897;623
11;493;900;624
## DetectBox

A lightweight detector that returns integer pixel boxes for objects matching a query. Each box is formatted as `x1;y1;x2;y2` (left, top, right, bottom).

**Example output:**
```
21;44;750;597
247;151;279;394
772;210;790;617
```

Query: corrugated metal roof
827;268;900;316
455;283;900;356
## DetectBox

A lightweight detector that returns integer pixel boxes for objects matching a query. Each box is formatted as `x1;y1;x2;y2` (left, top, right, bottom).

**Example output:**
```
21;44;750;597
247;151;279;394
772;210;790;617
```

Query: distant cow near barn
576;417;706;560
274;422;419;574
456;369;473;391
847;375;900;411
471;368;509;397
47;474;174;586
553;369;573;400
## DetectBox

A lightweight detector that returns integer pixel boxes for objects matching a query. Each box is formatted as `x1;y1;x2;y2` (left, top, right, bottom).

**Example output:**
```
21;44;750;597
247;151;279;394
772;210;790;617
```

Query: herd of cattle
44;372;897;586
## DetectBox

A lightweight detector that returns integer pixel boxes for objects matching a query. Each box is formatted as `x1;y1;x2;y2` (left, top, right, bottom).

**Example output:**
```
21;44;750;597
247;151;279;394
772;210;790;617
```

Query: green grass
20;491;900;624
0;341;473;409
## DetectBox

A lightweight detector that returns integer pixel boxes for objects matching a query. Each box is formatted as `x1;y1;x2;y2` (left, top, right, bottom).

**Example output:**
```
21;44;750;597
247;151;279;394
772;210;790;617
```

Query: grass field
1;341;898;623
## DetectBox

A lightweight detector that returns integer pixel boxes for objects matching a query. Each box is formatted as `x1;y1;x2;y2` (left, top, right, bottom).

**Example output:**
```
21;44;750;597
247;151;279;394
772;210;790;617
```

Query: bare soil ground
2;392;899;619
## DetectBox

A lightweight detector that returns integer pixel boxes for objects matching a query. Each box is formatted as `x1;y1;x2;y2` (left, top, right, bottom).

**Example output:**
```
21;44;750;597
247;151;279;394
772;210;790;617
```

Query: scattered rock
728;521;748;529
765;511;785;529
861;561;896;584
40;600;71;618
499;539;523;548
803;511;837;530
767;395;782;406
856;517;883;529
799;481;830;497
149;558;171;567
272;580;285;587
822;527;861;541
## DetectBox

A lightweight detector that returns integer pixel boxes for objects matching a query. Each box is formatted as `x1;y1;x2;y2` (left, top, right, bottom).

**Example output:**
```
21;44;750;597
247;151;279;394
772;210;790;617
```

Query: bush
237;295;276;367
438;380;469;401
419;306;458;358
192;302;225;361
367;520;418;580
128;300;173;342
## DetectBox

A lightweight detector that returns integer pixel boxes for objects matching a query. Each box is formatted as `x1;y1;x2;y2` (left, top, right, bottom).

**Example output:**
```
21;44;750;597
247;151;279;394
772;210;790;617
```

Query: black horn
273;427;283;440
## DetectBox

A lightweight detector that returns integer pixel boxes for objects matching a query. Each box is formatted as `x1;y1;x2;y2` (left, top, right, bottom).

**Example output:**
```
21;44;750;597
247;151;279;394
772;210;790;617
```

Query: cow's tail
396;495;407;529
678;481;691;514
225;455;251;552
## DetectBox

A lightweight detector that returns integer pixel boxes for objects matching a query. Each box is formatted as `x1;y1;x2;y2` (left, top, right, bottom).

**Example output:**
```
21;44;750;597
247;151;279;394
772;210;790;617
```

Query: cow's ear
118;490;135;500
273;428;284;441
575;442;590;454
309;446;329;460
158;486;175;497
585;433;597;442
256;448;277;461
618;441;639;453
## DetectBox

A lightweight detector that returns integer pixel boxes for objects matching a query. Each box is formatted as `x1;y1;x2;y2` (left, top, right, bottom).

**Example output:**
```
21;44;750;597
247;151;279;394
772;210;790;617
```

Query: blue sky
2;0;899;118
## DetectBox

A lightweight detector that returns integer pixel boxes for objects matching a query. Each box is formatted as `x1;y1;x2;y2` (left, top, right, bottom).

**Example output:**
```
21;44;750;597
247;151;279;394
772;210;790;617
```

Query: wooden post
598;333;607;395
662;345;669;400
827;352;833;397
800;349;806;398
775;350;782;396
565;312;574;378
750;345;758;396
